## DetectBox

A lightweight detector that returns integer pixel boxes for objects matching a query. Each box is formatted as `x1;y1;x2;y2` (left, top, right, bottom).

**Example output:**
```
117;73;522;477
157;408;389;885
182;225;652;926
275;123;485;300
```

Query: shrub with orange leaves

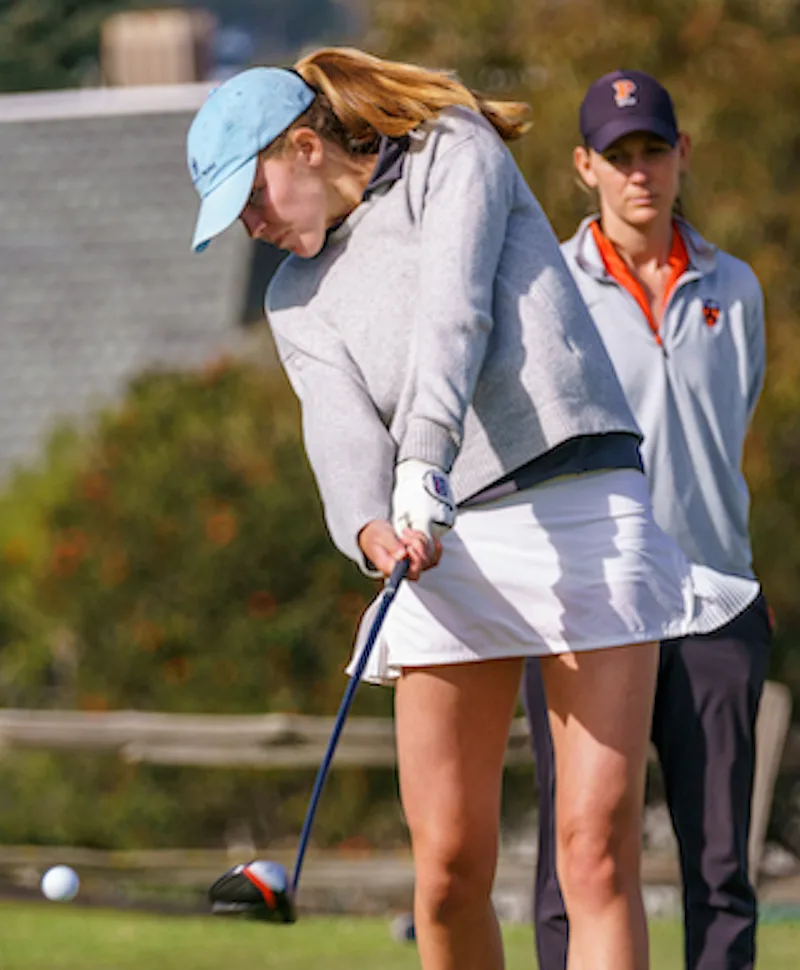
0;361;404;853
204;507;238;547
2;362;379;720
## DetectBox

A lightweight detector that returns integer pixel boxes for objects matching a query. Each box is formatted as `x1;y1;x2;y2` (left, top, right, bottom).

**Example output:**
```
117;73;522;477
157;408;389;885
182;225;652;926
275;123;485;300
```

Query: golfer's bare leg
395;658;523;970
540;642;659;970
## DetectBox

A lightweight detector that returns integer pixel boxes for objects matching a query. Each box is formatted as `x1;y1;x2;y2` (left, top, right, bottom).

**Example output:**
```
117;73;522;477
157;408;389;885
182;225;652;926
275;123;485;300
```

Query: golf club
209;556;409;923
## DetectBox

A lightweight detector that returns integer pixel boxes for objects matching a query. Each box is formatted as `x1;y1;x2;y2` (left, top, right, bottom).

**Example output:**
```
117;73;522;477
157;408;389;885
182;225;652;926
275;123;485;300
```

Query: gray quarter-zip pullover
562;216;765;578
266;108;640;565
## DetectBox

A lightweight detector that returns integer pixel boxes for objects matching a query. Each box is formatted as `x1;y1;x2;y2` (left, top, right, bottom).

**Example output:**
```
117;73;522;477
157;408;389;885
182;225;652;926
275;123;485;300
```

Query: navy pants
523;594;772;970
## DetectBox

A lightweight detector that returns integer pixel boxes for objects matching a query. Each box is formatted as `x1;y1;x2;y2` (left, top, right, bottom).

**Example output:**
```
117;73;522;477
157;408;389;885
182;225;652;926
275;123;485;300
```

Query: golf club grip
291;557;409;892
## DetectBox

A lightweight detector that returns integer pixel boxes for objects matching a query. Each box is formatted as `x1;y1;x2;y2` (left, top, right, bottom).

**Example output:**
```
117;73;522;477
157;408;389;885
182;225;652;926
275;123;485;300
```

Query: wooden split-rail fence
0;681;795;880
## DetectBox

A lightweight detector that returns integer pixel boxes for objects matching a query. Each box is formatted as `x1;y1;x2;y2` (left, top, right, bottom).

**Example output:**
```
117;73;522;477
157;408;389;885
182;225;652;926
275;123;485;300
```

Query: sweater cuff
343;511;391;579
398;417;458;471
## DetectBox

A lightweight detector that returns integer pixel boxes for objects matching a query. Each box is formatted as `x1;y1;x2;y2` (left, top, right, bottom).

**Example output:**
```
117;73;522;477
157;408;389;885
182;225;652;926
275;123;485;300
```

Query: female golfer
523;70;771;970
186;49;757;970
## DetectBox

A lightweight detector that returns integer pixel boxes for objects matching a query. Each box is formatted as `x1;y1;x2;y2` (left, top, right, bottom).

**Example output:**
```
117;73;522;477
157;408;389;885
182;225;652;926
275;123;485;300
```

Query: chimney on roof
101;7;217;86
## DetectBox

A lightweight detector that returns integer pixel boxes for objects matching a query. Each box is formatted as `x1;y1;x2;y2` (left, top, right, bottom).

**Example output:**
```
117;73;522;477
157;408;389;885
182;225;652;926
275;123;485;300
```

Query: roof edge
0;83;215;124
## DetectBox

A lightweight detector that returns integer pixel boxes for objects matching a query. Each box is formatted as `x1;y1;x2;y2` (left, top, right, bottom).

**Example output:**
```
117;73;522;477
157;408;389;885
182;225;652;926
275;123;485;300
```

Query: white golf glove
391;459;456;542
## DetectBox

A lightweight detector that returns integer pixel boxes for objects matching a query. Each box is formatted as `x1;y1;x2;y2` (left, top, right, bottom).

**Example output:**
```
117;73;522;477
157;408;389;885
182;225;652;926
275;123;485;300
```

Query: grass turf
0;902;798;969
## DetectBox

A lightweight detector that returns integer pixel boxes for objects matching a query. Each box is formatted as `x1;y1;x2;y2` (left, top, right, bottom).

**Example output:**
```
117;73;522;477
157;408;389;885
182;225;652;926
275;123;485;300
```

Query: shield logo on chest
702;298;721;328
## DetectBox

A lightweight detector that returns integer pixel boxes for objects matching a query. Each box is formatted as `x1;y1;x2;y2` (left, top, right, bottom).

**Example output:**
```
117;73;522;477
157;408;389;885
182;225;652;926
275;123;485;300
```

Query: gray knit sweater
267;107;639;564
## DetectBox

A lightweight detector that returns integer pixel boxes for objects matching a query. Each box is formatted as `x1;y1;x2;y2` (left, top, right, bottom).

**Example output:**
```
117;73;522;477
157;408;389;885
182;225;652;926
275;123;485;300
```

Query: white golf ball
41;865;80;902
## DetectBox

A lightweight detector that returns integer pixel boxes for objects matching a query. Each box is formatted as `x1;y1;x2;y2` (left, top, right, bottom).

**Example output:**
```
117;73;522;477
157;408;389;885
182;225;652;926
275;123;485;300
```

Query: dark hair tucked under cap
580;69;678;153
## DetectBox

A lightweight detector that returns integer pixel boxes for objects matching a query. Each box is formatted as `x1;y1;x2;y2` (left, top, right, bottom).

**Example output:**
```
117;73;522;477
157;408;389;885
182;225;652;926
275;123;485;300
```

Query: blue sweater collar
363;134;410;199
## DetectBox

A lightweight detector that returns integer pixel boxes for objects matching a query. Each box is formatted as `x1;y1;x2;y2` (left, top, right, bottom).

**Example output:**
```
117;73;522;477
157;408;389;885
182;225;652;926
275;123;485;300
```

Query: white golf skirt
347;469;758;686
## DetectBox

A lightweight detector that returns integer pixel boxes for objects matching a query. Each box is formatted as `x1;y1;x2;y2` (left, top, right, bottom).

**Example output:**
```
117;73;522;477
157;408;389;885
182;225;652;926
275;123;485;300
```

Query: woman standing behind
524;70;771;970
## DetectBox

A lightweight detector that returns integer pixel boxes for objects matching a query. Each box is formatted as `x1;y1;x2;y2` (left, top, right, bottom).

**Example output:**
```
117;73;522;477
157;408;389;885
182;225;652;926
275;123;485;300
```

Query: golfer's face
240;150;328;258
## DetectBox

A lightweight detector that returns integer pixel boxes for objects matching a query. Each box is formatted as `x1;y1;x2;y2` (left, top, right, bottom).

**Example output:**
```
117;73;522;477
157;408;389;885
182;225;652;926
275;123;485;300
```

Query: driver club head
209;860;297;923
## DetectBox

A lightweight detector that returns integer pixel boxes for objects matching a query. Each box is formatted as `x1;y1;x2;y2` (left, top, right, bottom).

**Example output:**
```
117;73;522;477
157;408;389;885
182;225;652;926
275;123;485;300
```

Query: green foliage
0;0;360;93
0;1;139;91
0;361;405;850
0;750;406;850
0;359;382;717
367;0;800;695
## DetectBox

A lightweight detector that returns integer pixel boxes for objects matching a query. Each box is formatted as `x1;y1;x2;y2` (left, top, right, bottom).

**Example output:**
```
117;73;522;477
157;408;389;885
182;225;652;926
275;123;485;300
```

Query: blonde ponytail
269;47;530;155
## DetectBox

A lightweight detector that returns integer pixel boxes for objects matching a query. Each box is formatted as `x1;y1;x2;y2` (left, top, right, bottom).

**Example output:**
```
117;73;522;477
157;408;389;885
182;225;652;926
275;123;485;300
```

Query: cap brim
191;156;258;253
589;117;678;153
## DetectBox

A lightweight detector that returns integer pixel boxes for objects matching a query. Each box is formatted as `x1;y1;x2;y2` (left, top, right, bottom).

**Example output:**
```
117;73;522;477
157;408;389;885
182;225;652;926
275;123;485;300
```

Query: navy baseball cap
579;70;678;153
187;67;316;253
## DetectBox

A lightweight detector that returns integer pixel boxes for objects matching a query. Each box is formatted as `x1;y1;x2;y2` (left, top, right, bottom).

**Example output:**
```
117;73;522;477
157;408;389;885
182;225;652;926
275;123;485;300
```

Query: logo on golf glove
392;459;456;541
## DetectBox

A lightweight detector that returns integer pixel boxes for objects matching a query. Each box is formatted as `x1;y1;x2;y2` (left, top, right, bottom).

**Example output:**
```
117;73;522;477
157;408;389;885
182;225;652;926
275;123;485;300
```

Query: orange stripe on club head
243;866;277;908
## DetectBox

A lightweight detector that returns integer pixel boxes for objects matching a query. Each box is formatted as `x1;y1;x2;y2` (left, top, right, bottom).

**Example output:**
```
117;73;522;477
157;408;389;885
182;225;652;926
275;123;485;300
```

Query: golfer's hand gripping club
392;459;456;543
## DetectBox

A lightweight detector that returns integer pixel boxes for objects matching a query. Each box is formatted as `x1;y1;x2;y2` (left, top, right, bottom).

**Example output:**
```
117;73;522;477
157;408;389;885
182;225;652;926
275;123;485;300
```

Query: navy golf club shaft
290;556;409;894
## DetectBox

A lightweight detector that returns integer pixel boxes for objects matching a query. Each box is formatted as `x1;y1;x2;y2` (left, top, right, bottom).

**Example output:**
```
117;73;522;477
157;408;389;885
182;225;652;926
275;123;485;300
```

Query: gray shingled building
0;83;276;476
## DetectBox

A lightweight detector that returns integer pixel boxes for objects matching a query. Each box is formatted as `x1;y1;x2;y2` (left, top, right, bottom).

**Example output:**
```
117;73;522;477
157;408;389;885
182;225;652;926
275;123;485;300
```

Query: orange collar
590;220;690;345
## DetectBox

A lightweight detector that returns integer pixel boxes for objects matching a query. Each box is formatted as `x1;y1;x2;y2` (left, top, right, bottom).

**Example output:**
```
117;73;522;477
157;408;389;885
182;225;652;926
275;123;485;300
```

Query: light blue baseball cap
187;67;316;253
